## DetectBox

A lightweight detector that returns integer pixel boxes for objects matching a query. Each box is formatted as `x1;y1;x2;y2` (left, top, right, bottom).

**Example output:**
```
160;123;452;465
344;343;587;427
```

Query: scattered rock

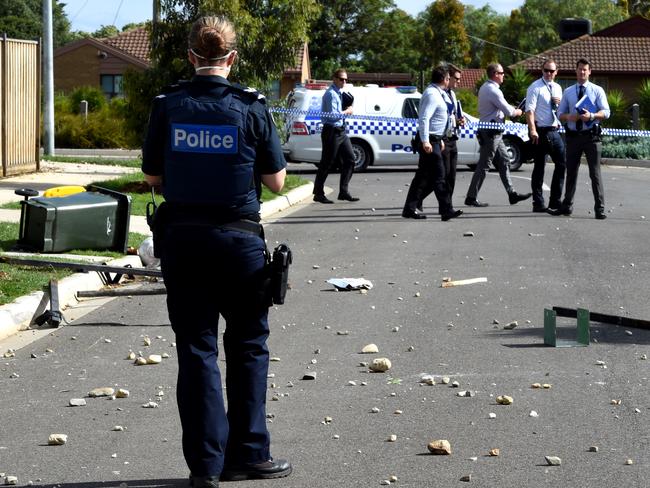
529;410;539;417
4;476;18;485
588;446;599;453
115;389;130;398
625;459;634;465
48;434;68;446
531;383;542;389
389;476;398;483
496;395;513;405
323;416;333;424
348;380;357;386
488;448;500;457
387;434;397;442
488;413;497;419
112;426;125;431
545;456;561;466
380;481;391;486
451;381;460;388
142;401;158;408
88;387;115;398
369;358;392;372
270;357;281;362
69;398;86;407
503;321;518;330
302;372;317;380
143;337;151;346
394;410;403;415
542;384;552;389
407;346;415;352
463;231;475;237
460;475;472;482
457;390;474;398
427;439;452;455
420;374;435;385
126;351;136;360
337;330;350;336
611;399;622;405
371;407;381;413
361;344;379;354
146;355;162;364
134;357;148;365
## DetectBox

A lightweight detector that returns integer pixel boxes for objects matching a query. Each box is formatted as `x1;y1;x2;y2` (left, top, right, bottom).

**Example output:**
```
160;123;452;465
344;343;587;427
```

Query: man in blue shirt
312;68;359;204
551;58;610;219
525;59;566;213
402;65;462;221
465;63;531;207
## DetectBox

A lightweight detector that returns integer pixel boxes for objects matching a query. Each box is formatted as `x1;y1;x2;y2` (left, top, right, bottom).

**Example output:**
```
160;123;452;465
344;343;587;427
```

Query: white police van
281;84;529;171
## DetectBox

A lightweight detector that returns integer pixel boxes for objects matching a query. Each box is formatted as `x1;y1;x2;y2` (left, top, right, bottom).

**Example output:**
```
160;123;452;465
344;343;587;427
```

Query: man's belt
536;125;558;133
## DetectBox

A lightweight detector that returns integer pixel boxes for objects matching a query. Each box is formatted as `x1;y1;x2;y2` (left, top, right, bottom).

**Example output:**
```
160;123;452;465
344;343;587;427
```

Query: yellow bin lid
42;186;86;198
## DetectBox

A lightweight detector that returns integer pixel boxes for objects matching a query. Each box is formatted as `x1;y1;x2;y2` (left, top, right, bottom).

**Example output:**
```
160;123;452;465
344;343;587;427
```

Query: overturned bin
17;185;131;253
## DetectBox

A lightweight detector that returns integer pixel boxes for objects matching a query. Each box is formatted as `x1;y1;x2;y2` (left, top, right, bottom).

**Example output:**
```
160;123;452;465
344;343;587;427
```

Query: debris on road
116;389;130;398
503;321;518;330
361;344;379;354
589;446;599;452
4;476;18;485
326;278;373;291
441;277;487;288
488;448;500;457
69;398;86;407
463;231;475;237
496;395;513;405
460;474;472;482
369;358;392;372
47;434;67;445
427;439;452;455
88;387;114;397
545;456;562;466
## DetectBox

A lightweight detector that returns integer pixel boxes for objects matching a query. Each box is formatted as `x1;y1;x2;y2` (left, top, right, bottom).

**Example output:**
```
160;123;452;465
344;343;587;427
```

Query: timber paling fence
1;35;40;178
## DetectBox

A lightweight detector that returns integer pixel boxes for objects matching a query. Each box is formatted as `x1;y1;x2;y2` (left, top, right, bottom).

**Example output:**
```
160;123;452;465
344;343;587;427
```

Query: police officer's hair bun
189;16;236;60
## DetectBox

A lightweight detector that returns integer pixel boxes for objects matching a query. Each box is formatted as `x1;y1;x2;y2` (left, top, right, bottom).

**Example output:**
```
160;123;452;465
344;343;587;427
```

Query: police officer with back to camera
525;59;566;213
142;16;291;487
312;68;360;204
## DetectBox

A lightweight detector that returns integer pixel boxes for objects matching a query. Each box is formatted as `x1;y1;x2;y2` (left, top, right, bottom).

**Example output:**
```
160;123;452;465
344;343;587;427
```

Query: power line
70;0;89;23
467;34;548;61
112;0;126;26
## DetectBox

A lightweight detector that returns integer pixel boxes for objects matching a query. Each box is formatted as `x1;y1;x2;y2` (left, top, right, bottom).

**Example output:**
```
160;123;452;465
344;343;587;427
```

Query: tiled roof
285;42;307;73
456;68;485;92
102;27;150;64
510;35;650;73
593;15;650;37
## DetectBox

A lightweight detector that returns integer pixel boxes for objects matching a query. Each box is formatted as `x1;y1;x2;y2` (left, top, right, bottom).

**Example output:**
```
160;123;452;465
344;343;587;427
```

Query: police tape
270;107;650;139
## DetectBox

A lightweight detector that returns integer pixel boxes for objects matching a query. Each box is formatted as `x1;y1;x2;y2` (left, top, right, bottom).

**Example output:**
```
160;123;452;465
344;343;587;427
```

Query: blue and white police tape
270;107;650;139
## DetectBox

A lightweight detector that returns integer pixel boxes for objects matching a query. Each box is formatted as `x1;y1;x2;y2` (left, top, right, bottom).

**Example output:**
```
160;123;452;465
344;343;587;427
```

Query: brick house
510;16;650;102
54;28;311;100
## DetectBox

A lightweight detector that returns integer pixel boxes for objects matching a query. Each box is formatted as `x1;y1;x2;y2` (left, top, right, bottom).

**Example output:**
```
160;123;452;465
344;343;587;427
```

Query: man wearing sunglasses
313;68;359;204
465;63;531;208
525;59;566;213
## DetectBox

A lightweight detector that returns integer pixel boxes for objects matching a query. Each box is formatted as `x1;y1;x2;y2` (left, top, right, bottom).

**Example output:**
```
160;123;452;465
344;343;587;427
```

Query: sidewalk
0;160;316;341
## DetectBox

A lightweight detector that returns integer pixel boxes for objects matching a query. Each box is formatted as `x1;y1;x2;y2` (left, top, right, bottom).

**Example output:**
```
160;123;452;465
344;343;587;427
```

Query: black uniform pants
442;137;458;197
404;140;452;215
562;131;605;213
313;125;355;196
161;222;271;477
531;128;566;210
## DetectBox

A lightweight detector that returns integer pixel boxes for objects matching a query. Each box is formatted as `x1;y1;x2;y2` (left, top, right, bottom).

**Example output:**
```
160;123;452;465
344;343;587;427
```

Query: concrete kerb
0;183;315;343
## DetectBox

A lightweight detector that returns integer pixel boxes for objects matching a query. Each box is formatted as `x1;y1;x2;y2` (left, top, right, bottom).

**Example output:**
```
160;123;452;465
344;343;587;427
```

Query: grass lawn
0;221;148;306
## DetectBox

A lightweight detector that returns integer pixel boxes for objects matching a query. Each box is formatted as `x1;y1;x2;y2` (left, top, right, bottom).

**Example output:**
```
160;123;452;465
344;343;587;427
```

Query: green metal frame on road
544;307;590;347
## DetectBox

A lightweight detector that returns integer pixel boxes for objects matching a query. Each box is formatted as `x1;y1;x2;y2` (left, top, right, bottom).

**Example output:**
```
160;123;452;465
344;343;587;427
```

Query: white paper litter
326;278;373;290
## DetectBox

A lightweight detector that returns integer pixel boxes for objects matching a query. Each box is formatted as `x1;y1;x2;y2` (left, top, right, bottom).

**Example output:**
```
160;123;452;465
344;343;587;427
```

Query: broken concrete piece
112;426;125;431
427;440;452;455
420;374;435;385
69;398;86;407
625;459;634;465
588;446;599;453
531;383;542;389
88;387;115;397
115;389;130;398
463;231;475;237
457;390;474;397
361;344;379;354
146;355;162;364
302;372;317;380
387;434;397;442
4;476;18;486
369;358;392;372
488;448;500;457
143;337;151;346
134;357;147;365
460;475;472;482
545;456;561;466
126;351;136;360
503;321;518;330
142;401;158;408
496;395;513;405
48;434;68;445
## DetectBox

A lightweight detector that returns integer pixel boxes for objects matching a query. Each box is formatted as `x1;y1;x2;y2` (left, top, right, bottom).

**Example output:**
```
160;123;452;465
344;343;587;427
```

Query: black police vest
162;85;258;211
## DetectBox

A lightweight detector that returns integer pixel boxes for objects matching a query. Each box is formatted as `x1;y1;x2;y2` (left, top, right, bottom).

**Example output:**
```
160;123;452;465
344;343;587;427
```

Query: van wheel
351;139;373;172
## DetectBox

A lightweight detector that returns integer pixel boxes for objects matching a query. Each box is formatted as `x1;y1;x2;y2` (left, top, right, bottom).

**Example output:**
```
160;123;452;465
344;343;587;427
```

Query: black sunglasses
338;77;348;82
453;77;461;81
543;68;556;73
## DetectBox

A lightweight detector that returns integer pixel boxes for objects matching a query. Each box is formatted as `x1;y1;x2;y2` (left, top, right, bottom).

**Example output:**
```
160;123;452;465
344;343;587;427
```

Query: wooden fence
1;36;40;178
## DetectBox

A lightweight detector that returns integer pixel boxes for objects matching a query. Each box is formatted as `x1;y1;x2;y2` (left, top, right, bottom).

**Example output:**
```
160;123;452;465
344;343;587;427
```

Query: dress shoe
532;206;548;213
441;209;463;221
508;191;532;205
547;207;571;216
221;459;292;481
190;476;219;488
595;212;607;220
402;209;427;219
313;194;334;204
338;192;360;202
464;198;489;207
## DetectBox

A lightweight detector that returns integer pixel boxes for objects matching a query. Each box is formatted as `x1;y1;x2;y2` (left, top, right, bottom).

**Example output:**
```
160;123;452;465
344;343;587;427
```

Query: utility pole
42;0;55;156
152;0;160;53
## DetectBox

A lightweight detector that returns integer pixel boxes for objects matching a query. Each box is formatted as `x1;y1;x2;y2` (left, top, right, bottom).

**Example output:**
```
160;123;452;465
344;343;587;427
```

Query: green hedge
602;136;650;160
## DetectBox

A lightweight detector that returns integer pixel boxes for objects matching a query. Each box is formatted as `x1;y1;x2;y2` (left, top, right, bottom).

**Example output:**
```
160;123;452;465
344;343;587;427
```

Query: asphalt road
1;165;649;487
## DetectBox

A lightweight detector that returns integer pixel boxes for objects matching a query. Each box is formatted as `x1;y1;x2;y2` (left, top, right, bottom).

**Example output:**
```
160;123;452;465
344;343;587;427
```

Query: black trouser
531;128;566;209
562;131;605;213
313;125;355;196
442;137;458;197
404;139;452;214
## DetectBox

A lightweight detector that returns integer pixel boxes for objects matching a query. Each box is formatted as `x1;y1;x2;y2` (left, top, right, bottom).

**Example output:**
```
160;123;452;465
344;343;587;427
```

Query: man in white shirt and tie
525;59;566;213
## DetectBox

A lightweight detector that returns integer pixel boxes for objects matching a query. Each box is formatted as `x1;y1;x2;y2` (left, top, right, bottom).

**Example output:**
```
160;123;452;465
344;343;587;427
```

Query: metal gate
1;35;41;177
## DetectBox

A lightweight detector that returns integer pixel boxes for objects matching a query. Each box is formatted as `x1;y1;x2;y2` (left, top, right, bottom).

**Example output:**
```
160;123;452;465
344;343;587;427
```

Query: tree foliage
308;0;394;79
420;0;470;68
463;5;508;68
362;8;420;73
0;0;73;47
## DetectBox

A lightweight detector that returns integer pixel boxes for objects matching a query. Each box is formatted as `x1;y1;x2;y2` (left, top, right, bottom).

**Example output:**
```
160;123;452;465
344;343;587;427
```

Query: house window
100;74;124;99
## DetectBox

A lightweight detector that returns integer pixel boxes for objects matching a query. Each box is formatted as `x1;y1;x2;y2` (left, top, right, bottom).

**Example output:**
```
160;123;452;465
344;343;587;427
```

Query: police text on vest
171;124;238;154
